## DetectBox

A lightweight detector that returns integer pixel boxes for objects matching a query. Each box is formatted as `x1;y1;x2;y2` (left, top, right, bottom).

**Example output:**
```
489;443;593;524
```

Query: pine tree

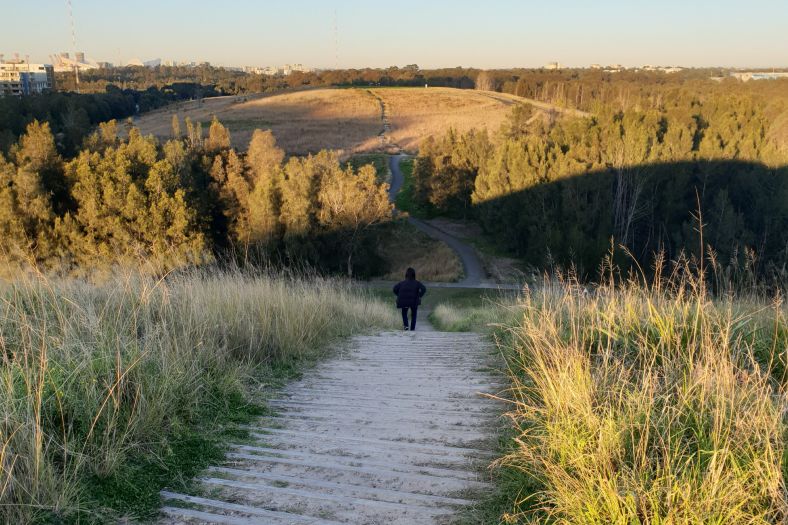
171;114;181;138
12;120;66;213
245;130;285;244
67;128;205;270
204;116;231;153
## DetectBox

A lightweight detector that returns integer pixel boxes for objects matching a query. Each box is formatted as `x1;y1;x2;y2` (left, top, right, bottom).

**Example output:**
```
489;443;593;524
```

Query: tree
12;120;66;212
0;122;65;272
66;128;205;270
280;152;334;237
475;70;496;91
317;163;393;276
204;116;231;153
245;130;285;244
171;114;181;138
0;153;38;273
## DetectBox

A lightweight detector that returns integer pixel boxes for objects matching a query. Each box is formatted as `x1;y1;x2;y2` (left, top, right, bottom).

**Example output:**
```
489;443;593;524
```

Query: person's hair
405;267;416;280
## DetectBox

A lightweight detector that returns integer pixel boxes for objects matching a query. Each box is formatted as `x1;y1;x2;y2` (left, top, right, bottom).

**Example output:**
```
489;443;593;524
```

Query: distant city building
50;51;98;72
544;61;561;70
244;64;312;76
640;64;684;73
143;58;162;68
0;60;54;96
730;71;788;81
590;63;603;69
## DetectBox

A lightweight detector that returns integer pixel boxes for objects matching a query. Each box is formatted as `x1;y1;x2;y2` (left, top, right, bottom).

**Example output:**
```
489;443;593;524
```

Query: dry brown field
130;87;572;155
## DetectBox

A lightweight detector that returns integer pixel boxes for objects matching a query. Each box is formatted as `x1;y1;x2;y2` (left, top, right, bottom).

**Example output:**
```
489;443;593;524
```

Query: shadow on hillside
471;159;788;278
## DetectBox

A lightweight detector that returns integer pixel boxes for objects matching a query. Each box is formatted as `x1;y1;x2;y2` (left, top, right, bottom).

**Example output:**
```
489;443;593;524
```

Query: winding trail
367;90;402;154
160;325;501;524
388;154;509;289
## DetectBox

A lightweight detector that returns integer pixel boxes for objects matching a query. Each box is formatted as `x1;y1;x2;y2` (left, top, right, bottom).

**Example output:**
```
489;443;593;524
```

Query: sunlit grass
496;278;788;523
0;268;397;522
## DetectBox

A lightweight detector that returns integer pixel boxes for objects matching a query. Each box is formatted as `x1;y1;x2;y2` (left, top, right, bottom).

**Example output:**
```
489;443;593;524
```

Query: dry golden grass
130;94;257;143
131;89;380;155
131;87;551;155
222;89;381;154
377;221;463;282
371;87;518;151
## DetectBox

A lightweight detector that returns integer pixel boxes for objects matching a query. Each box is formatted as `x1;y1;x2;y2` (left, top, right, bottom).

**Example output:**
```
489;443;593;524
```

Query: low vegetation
435;271;788;524
375;220;463;282
429;288;520;331
0;269;397;523
346;153;390;183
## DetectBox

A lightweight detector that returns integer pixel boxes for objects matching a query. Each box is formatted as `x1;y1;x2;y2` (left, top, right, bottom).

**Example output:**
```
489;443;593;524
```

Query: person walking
393;267;427;331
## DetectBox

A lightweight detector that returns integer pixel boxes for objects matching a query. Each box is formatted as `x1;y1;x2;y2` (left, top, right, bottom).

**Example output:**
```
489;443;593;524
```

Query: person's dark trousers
401;306;418;331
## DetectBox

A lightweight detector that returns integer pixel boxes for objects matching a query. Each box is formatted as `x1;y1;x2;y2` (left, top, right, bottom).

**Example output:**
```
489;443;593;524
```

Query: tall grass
0;268;397;522
498;277;788;524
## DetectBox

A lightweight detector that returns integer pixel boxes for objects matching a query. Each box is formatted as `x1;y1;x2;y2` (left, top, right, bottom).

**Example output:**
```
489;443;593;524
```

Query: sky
3;0;787;69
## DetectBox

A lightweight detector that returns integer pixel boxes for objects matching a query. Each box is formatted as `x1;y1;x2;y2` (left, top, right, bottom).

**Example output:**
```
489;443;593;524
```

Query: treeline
61;64;788;113
0;83;222;155
0;119;391;278
489;70;788;115
411;89;788;278
56;64;479;95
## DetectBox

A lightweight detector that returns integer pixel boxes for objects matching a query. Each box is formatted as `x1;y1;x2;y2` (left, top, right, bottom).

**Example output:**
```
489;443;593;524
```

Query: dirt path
474;90;592;118
160;323;501;524
387;154;512;289
366;90;401;154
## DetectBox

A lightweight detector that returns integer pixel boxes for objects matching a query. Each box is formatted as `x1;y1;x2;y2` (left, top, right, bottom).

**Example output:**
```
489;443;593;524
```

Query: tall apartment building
0;61;55;96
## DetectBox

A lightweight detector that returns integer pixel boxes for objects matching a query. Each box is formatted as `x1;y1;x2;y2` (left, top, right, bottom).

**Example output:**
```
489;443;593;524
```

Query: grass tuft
495;278;788;523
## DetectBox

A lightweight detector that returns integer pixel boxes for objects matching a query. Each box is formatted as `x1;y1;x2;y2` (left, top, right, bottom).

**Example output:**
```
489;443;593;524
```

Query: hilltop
129;87;576;155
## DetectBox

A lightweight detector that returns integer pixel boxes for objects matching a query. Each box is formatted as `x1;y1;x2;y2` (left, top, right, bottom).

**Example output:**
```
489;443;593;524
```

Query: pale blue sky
4;0;787;68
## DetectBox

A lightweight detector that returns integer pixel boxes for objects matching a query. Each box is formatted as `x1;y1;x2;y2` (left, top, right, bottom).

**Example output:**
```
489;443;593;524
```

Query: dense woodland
411;77;788;281
54;64;478;94
3;65;788;281
0;82;223;155
0;118;391;278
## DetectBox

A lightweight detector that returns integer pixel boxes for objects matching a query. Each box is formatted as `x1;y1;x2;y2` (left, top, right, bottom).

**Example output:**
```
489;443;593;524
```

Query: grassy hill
131;87;539;155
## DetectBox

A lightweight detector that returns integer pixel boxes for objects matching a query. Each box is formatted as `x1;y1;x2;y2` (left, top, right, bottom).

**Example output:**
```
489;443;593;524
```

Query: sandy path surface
159;323;502;524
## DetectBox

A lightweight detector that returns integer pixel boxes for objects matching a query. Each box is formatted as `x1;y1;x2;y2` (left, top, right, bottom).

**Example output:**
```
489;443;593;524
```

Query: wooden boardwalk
160;324;501;524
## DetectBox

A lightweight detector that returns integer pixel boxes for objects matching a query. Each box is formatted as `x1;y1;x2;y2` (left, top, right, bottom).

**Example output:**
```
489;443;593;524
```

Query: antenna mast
67;0;80;92
333;9;339;70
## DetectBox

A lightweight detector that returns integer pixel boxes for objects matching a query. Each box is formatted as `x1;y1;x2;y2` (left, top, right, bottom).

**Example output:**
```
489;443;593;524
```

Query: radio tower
67;0;80;92
333;9;339;70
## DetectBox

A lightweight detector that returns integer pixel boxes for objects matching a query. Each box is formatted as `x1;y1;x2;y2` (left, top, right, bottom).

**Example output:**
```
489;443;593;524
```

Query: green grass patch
372;220;464;282
394;158;436;219
346;153;389;183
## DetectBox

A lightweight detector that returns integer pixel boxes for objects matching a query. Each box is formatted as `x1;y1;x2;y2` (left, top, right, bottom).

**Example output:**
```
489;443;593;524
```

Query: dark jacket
393;279;426;308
